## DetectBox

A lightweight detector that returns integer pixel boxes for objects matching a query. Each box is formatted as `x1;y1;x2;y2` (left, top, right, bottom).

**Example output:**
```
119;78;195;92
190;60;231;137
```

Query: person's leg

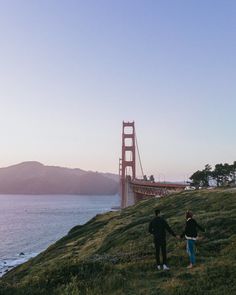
154;239;161;266
161;241;170;270
187;239;196;266
186;240;190;255
161;241;167;265
189;240;196;264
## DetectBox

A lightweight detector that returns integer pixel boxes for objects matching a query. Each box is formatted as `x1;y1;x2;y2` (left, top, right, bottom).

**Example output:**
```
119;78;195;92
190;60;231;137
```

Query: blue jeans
186;239;196;264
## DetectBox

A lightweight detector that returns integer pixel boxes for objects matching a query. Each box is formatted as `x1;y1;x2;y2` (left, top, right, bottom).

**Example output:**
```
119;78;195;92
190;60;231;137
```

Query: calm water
0;194;120;275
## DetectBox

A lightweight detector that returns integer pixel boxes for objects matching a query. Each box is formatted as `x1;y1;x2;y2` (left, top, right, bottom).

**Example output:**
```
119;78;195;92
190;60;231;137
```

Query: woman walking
181;211;205;268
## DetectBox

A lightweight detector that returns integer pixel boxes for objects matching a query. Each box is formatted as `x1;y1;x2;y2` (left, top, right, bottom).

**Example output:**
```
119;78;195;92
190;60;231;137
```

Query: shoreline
0;194;120;279
0;252;38;277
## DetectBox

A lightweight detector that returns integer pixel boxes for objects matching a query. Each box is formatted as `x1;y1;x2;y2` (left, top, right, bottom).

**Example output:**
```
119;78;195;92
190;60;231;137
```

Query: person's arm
164;220;176;237
195;220;205;232
148;220;154;234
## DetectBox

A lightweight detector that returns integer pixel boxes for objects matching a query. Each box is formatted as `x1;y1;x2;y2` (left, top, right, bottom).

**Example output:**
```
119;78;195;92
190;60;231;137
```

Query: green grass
0;188;236;295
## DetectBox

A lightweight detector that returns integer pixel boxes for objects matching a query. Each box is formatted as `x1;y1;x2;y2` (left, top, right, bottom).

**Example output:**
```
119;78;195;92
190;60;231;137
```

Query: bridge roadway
130;179;187;199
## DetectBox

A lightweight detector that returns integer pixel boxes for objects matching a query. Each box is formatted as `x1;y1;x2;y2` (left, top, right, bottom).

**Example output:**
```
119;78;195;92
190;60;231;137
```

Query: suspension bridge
119;121;187;208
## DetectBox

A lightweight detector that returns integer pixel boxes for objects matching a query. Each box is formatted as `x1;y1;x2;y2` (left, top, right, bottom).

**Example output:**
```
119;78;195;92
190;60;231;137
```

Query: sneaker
187;264;193;269
163;264;170;271
157;265;161;270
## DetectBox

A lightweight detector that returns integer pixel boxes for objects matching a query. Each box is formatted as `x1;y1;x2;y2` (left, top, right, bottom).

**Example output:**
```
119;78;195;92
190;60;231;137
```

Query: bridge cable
135;132;144;179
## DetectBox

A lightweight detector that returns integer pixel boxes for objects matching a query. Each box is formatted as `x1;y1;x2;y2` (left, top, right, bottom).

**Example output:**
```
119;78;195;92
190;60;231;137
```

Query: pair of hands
197;236;204;241
175;235;203;241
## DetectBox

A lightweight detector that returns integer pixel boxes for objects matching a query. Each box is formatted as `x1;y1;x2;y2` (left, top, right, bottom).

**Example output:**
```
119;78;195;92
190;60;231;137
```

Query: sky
0;0;235;181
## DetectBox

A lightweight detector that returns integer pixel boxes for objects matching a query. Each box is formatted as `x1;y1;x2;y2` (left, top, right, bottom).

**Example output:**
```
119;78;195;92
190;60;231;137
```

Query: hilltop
0;188;236;294
0;162;118;195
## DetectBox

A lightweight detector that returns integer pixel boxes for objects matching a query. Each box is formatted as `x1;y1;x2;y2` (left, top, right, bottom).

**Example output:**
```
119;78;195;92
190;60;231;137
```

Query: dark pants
154;238;167;265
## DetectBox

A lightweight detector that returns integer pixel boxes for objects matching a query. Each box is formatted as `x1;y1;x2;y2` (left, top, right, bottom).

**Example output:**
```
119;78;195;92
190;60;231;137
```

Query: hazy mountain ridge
0;162;119;195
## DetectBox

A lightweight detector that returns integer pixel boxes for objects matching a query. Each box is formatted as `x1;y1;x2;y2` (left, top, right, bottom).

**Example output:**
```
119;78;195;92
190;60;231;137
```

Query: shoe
187;264;193;269
163;264;170;271
157;265;161;270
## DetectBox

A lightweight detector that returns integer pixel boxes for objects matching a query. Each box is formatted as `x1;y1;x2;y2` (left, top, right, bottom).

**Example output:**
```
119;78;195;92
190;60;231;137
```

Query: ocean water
0;194;120;276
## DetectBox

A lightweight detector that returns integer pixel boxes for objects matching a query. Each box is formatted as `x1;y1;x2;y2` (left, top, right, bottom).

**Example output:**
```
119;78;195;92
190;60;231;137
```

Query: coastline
0;194;120;278
0;252;38;277
0;189;235;294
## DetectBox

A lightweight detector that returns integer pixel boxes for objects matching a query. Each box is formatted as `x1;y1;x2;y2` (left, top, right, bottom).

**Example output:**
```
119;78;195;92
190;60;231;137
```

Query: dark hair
155;209;160;216
186;210;193;219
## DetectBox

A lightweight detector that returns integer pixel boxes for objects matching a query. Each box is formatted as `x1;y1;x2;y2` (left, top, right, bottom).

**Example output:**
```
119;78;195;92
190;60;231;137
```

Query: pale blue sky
0;0;235;180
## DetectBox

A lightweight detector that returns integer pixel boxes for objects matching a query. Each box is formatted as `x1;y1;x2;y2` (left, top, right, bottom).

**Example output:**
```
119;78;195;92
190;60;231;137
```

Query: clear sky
0;0;235;181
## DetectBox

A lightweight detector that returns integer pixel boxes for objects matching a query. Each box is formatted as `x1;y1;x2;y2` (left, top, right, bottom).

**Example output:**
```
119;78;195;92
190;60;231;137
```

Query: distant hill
1;188;236;294
0;162;119;195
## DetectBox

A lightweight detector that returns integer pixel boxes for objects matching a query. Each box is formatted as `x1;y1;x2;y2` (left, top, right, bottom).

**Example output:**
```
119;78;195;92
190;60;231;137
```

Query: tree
228;161;236;185
191;161;236;188
189;170;205;188
149;175;155;182
212;164;224;186
202;164;212;187
233;161;236;185
212;163;232;186
190;164;212;188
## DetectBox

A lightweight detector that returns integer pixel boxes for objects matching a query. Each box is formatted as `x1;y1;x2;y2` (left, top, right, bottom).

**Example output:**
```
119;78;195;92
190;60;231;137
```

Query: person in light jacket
181;211;205;268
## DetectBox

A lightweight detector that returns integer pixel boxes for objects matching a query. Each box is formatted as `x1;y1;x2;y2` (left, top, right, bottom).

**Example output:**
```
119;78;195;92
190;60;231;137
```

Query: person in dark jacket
181;211;205;268
149;208;177;270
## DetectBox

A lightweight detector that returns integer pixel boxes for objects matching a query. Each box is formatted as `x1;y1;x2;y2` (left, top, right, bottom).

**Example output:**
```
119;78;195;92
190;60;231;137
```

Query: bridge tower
121;121;136;208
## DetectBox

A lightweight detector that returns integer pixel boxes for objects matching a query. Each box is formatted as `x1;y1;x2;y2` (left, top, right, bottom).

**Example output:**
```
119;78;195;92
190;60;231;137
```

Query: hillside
0;188;236;295
0;162;118;195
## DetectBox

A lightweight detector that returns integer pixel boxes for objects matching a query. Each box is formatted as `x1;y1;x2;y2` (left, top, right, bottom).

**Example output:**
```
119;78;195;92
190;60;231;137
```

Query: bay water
0;194;120;276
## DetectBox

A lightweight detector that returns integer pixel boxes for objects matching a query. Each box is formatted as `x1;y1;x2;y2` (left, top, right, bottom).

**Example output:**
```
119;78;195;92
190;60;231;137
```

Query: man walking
149;208;177;270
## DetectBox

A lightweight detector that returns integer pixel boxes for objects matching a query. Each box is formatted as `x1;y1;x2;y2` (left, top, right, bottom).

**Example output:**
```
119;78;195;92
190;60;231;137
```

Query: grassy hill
0;189;236;295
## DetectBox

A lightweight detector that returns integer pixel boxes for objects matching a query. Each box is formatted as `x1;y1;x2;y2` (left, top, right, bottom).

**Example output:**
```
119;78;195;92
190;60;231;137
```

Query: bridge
119;121;187;208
